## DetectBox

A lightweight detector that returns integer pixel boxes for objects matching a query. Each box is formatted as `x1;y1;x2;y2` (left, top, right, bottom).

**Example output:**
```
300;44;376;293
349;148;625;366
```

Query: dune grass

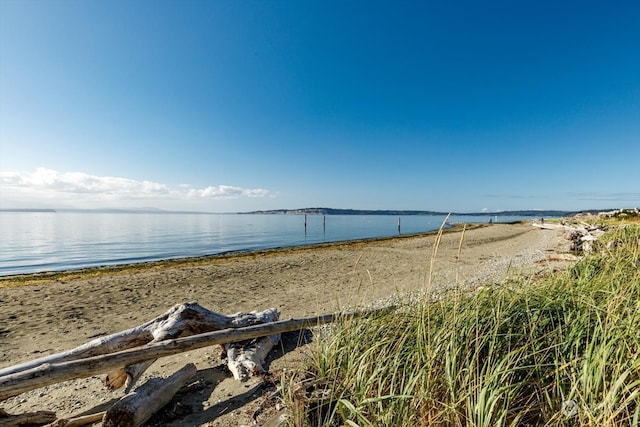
287;224;640;426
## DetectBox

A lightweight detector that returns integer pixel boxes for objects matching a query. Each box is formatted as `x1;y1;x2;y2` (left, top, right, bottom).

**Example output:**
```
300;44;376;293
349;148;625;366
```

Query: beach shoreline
0;221;573;426
0;222;475;287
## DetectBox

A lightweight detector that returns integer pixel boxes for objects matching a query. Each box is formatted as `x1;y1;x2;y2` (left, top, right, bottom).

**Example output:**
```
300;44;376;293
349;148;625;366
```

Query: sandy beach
0;222;573;426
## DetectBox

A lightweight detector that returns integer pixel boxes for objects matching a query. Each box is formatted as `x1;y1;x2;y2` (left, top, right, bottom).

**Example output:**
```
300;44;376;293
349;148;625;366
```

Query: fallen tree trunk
103;363;196;427
0;310;379;401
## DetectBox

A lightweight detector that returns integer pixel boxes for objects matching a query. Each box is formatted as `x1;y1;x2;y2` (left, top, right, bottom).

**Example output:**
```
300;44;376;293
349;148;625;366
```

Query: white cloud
187;185;271;199
574;192;640;202
0;168;274;208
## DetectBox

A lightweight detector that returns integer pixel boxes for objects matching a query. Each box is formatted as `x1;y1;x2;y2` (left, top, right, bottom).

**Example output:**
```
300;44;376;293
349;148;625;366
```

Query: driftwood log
104;305;280;390
226;333;280;381
45;412;106;427
0;409;56;427
0;303;279;392
103;363;196;427
225;309;281;381
532;221;606;253
0;310;377;401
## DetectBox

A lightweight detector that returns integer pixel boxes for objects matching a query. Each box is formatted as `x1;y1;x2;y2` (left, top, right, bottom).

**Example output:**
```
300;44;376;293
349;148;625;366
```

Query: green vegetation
287;224;640;426
586;209;640;227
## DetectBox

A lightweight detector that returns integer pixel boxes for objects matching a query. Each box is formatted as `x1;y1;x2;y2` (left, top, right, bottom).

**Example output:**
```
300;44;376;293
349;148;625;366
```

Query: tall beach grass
287;224;640;426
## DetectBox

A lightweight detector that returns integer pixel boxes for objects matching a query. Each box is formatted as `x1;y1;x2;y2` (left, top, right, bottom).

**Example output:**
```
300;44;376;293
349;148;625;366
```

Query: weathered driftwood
0;409;56;426
0;310;374;401
45;412;106;427
0;303;225;377
226;333;281;381
105;305;279;390
224;308;280;381
226;334;280;381
531;222;567;231
103;363;196;427
0;303;279;392
532;221;606;253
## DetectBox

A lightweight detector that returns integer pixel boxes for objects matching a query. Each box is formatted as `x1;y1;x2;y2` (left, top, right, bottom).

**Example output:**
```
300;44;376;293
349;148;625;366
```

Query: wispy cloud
485;192;640;203
480;192;639;211
0;168;274;208
573;192;640;202
187;185;271;199
1;168;172;196
484;194;538;199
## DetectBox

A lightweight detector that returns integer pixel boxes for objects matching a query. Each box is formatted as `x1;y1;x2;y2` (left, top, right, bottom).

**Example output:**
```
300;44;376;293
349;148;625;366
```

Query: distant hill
0;208;215;214
2;207;609;217
0;208;57;213
239;207;579;217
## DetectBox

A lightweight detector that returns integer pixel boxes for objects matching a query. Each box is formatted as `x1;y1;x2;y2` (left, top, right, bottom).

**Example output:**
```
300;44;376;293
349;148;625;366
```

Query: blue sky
1;0;639;213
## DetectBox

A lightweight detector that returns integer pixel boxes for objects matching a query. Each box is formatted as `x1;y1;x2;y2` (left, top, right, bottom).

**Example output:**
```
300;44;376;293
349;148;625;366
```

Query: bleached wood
106;306;279;391
532;221;606;254
224;309;281;381
0;310;378;401
531;222;566;230
226;334;281;381
45;411;105;427
0;303;232;378
102;363;196;427
0;303;278;392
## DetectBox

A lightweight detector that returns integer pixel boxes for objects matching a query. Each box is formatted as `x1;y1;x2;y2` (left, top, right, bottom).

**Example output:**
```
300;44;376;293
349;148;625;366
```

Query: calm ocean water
0;212;539;276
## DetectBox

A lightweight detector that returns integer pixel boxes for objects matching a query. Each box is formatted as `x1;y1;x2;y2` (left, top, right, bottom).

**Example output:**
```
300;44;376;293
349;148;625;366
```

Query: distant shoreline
0;208;56;213
239;207;576;217
0;212;545;277
0;207;609;216
0;223;471;285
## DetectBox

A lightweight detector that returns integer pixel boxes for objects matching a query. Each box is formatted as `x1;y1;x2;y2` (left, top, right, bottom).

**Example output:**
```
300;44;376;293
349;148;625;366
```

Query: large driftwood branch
0;310;379;401
105;305;279;391
226;334;280;381
0;303;255;377
0;303;279;392
103;363;196;427
225;308;280;381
